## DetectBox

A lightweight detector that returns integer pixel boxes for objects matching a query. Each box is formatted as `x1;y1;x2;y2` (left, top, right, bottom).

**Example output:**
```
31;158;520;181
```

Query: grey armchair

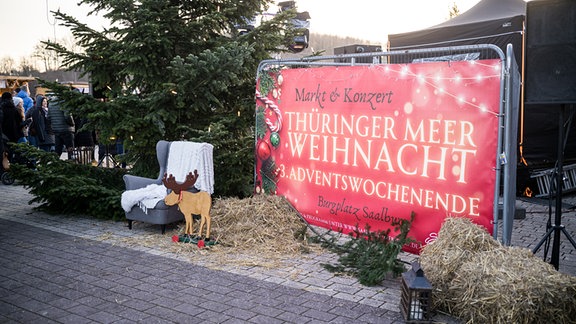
123;140;184;234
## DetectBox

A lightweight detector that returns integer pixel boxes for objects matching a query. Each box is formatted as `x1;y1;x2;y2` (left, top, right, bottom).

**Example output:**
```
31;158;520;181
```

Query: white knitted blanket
120;141;214;213
166;141;214;194
121;183;167;213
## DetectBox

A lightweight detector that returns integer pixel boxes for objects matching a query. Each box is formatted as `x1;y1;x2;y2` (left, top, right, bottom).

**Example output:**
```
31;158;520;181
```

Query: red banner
255;60;502;254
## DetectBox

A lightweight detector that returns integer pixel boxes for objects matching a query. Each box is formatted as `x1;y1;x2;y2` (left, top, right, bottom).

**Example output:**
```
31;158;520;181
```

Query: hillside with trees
309;33;382;55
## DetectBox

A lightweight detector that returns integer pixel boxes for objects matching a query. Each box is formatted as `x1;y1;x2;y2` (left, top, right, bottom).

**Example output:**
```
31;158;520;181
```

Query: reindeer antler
162;170;199;194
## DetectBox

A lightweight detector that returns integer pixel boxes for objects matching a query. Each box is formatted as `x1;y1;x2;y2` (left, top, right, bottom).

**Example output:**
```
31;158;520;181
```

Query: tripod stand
532;104;576;270
97;143;120;168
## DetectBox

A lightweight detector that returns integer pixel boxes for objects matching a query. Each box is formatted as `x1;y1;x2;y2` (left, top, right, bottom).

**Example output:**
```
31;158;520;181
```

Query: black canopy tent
388;0;576;175
388;0;526;34
388;0;525;66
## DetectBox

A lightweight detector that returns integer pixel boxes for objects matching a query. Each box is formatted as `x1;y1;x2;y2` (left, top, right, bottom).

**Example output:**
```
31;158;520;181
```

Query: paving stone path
1;184;574;323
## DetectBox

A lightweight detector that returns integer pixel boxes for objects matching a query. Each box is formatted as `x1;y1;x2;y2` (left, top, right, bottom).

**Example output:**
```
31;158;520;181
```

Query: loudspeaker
525;0;576;104
334;45;382;64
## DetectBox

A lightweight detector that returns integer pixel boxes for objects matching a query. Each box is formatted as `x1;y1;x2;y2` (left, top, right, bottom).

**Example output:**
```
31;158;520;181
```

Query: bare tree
60;35;82;55
31;36;79;72
19;57;38;76
32;42;59;72
0;57;16;75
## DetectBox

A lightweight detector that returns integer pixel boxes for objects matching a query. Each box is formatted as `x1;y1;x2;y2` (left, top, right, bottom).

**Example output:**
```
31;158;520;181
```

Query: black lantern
400;261;433;323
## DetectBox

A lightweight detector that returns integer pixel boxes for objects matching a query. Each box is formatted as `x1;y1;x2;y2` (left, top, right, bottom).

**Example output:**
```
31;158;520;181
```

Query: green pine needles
7;144;126;220
319;211;415;286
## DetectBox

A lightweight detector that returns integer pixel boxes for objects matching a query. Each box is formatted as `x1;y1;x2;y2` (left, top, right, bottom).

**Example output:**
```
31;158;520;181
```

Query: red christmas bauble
257;141;271;161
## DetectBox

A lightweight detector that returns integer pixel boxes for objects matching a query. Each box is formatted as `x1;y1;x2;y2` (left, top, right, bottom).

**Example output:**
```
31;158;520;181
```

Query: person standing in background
25;97;38;147
74;115;96;164
15;85;34;113
12;97;30;143
1;92;25;144
29;95;55;152
47;95;75;159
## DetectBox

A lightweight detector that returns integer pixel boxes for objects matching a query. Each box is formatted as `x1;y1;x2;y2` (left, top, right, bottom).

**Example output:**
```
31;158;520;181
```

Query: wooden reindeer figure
162;170;212;240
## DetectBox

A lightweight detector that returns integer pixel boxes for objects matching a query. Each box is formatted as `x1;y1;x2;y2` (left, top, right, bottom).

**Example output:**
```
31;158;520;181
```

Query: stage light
279;1;311;53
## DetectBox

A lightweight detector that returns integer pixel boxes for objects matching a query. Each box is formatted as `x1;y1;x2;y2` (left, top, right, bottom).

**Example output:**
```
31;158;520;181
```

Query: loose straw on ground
117;195;322;267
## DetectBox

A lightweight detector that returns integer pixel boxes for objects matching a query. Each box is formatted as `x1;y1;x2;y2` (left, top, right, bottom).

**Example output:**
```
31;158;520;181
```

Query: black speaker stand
531;104;576;270
97;144;119;168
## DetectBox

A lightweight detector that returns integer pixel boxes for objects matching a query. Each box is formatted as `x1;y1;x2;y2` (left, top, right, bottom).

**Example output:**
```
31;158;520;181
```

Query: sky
1;0;485;65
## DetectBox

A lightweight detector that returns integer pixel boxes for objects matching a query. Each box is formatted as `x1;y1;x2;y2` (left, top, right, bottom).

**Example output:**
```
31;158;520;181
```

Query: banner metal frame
256;44;518;245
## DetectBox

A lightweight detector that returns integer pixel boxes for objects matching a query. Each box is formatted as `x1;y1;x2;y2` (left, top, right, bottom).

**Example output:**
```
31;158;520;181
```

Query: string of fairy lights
377;60;502;117
274;58;503;117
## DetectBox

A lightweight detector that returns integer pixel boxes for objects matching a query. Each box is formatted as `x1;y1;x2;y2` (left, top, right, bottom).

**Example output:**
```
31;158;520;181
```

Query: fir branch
319;212;416;286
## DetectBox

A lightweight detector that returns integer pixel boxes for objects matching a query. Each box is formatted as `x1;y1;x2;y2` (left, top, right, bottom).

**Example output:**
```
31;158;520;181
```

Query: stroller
1;133;14;185
1;134;34;185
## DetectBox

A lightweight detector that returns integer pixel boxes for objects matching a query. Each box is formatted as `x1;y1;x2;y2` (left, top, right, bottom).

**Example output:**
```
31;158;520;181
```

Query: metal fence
257;44;519;245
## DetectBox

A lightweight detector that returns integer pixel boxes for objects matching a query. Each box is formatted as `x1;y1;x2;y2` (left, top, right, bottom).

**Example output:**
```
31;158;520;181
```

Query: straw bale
420;217;501;310
449;246;576;323
419;217;576;323
209;194;312;256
